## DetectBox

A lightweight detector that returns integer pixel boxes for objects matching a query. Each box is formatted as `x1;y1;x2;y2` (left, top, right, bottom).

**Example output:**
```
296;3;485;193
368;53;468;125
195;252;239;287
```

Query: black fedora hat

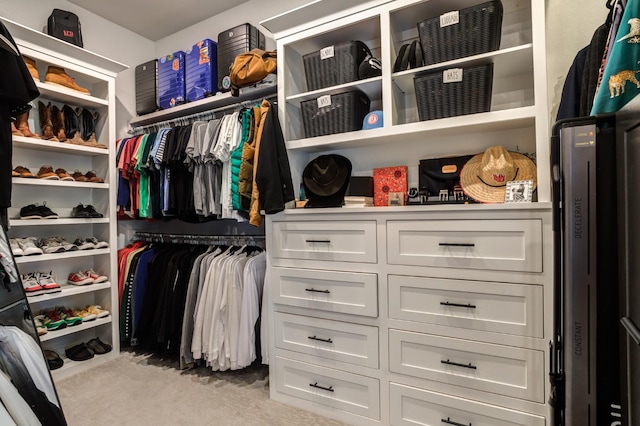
303;154;352;207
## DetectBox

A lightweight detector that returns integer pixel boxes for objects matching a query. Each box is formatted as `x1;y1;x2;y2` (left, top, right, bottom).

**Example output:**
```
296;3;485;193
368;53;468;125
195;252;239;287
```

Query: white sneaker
67;271;94;285
9;239;23;256
37;271;61;294
17;238;43;256
53;236;77;251
85;237;108;249
85;269;108;283
73;237;95;250
21;273;45;296
38;237;66;254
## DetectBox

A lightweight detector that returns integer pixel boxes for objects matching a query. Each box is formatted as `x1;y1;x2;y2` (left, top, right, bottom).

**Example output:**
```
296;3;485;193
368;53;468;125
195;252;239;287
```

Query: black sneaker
71;204;90;218
19;204;42;219
37;203;58;219
84;205;104;218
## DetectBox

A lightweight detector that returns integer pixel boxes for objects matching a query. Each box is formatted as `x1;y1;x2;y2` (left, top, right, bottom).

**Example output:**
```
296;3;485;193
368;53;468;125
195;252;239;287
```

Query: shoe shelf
51;351;117;380
27;282;112;308
39;316;112;342
15;248;111;264
35;81;109;108
12;178;109;190
12;135;109;156
10;218;109;227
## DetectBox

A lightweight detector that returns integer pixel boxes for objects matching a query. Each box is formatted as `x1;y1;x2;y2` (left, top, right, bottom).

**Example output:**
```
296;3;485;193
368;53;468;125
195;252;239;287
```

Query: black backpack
47;9;83;48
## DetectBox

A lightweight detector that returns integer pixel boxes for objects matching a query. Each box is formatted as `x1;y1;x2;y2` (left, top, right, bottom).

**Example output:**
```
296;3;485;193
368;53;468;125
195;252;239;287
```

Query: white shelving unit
262;0;552;425
1;16;127;379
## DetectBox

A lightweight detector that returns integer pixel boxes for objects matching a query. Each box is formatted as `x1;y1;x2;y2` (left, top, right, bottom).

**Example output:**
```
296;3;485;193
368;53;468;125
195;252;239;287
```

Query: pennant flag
592;0;640;114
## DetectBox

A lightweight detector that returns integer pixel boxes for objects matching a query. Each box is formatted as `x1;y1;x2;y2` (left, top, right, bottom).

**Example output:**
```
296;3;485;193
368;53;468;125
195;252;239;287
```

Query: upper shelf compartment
128;85;277;128
35;81;109;108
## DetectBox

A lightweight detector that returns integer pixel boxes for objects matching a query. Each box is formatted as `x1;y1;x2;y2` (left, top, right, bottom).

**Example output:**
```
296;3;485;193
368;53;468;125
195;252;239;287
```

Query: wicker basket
303;41;372;91
301;90;371;138
414;63;493;121
417;1;503;65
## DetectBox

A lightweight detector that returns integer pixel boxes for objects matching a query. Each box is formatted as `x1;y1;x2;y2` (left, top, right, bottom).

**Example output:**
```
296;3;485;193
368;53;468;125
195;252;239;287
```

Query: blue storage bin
186;39;218;102
158;51;186;109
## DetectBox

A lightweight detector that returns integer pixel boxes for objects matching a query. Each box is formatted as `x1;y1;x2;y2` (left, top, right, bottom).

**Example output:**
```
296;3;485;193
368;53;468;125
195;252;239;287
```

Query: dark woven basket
417;1;503;65
303;41;371;91
301;90;371;138
414;63;493;121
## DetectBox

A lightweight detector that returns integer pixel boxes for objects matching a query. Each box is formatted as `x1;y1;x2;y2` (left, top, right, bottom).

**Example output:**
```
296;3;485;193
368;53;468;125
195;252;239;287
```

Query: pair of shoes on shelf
67;270;108;286
35;307;81;331
12;166;37;178
44;350;63;370
65;337;111;362
70;170;104;183
35;165;74;181
71;304;109;322
71;204;104;218
24;56;89;94
34;317;48;336
73;237;109;251
10;237;43;256
37;236;79;254
19;203;58;219
21;271;61;296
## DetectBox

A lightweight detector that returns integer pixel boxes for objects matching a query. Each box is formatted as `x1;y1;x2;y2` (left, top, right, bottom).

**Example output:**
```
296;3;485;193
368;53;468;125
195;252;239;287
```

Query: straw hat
459;146;537;203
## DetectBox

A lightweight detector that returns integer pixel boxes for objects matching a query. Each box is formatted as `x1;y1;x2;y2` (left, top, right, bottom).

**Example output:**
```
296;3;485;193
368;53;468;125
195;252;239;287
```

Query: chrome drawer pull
440;301;477;309
309;382;334;392
441;417;471;426
438;243;475;247
308;335;333;344
440;359;477;370
306;239;331;243
305;288;331;294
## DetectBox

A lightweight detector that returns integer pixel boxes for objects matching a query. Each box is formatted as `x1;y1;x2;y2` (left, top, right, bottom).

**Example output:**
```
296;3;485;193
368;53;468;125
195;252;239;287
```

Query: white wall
0;0;155;137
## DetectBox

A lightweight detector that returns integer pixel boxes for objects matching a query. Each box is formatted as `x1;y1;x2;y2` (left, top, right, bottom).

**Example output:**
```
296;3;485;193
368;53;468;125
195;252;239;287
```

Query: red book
373;166;408;206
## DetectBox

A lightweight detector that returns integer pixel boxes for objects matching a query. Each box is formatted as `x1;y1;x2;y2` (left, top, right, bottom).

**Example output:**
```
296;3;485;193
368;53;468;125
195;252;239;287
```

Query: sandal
65;343;94;361
85;337;112;355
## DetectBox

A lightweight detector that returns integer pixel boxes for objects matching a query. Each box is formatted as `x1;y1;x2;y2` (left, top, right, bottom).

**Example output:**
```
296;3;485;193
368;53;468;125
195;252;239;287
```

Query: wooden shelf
129;84;277;128
35;81;108;108
15;248;111;264
27;282;112;307
40;316;112;342
12;135;109;156
10;218;109;227
286;76;383;105
12;178;108;189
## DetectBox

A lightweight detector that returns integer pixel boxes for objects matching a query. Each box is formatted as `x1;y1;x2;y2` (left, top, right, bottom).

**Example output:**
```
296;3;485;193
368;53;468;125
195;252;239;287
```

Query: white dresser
266;204;552;425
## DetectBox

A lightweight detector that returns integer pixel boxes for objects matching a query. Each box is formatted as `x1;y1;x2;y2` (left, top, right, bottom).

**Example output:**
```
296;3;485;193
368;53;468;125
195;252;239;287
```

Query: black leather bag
47;9;83;48
419;155;473;196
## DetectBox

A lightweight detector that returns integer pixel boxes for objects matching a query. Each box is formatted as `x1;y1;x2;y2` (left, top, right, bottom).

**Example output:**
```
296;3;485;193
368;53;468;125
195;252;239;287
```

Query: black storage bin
414;63;493;121
135;59;158;116
301;90;371;138
303;41;372;91
417;1;503;65
217;23;266;92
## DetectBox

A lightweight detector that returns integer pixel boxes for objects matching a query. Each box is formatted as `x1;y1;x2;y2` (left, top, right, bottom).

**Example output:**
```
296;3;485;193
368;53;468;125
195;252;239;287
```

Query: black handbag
47;9;83;48
419;155;473;197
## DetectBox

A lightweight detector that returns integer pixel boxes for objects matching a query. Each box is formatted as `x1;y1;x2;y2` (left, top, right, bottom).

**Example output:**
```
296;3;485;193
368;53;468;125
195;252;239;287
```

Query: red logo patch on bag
63;30;74;37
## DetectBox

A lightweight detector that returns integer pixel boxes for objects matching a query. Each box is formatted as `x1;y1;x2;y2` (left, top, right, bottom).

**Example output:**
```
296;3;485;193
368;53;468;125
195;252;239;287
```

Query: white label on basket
317;95;332;108
320;46;335;60
443;68;463;83
440;11;460;27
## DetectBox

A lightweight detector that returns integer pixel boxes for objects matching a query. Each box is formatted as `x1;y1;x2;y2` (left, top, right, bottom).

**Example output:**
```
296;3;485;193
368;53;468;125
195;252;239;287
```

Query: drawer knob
309;382;334;392
306;239;331;243
308;335;333;344
441;417;471;426
438;243;475;247
440;301;477;309
305;288;331;294
440;359;477;370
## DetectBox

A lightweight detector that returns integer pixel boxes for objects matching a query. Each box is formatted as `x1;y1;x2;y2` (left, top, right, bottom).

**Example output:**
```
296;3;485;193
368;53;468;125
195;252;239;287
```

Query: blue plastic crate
186;39;218;102
158;51;186;109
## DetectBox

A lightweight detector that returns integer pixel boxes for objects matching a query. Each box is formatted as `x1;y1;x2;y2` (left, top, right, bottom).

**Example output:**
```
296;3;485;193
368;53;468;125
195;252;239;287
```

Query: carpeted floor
55;351;346;426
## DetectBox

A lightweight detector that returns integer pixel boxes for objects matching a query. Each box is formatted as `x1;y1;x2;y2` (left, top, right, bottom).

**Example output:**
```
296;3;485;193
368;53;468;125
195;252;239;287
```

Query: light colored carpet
55;351;346;426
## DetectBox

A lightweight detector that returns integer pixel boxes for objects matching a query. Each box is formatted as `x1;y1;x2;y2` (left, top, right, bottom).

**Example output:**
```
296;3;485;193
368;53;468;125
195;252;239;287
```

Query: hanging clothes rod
133;232;265;246
129;92;277;135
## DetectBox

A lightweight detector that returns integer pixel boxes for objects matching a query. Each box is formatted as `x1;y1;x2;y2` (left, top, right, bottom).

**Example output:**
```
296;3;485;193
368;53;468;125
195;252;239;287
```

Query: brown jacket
238;105;263;211
249;100;271;226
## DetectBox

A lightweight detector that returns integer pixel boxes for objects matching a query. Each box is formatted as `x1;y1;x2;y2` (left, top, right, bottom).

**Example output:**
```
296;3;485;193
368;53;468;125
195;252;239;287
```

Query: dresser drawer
387;219;542;272
272;221;377;263
275;357;380;420
390;383;545;426
389;275;544;338
272;267;378;317
275;312;379;368
389;330;544;403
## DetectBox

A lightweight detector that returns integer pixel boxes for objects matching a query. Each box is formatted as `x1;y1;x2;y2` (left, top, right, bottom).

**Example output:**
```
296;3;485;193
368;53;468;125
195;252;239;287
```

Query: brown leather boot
15;112;40;138
38;101;59;141
23;56;39;81
44;66;90;94
11;122;23;137
51;105;67;142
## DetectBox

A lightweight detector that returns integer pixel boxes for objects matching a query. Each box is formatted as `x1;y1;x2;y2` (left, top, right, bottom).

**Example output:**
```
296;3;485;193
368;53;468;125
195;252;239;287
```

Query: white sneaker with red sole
37;271;61;294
